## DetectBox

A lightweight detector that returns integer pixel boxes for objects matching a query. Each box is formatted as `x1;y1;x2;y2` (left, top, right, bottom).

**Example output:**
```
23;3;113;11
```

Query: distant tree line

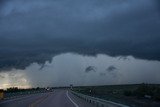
123;83;160;101
4;87;53;93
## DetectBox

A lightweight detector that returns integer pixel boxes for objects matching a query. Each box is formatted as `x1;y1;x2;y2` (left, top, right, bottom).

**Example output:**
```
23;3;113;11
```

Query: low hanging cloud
0;0;160;71
1;53;160;88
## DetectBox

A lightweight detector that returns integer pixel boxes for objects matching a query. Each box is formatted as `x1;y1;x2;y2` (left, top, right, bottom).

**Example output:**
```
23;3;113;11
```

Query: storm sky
0;0;160;88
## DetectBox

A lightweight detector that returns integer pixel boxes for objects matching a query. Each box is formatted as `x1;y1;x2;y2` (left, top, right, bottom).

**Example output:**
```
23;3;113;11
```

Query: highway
0;89;96;107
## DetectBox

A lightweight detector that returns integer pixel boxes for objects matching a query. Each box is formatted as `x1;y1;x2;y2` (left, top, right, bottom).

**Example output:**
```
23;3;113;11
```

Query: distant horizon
1;83;160;90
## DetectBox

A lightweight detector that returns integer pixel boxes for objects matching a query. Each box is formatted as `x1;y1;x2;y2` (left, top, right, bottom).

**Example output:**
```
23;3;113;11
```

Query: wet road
0;89;95;107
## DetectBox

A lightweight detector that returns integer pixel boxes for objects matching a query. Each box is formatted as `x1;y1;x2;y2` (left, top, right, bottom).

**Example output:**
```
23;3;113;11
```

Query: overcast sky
0;0;160;88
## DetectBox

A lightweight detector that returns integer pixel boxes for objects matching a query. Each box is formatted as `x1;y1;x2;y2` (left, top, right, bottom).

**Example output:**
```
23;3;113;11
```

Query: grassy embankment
73;84;160;107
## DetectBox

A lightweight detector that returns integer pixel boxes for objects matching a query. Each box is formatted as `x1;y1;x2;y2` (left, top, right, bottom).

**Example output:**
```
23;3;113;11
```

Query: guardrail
71;91;129;107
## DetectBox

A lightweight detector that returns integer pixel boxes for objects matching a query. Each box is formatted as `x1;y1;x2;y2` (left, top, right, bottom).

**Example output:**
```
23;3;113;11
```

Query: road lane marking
66;91;79;107
29;94;50;107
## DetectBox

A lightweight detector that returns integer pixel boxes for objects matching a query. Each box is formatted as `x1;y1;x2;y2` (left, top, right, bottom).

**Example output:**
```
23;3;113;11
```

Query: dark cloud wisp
106;65;118;78
85;66;97;73
106;66;117;72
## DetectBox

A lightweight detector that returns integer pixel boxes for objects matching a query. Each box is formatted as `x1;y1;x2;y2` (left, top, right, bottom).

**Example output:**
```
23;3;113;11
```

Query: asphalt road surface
0;89;96;107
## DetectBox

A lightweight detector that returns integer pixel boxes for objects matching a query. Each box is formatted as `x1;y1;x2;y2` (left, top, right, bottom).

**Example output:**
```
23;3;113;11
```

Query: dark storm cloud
0;0;160;71
0;0;6;5
85;66;96;73
156;0;160;11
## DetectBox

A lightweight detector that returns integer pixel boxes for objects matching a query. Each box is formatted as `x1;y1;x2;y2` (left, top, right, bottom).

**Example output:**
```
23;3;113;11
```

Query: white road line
66;91;79;107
